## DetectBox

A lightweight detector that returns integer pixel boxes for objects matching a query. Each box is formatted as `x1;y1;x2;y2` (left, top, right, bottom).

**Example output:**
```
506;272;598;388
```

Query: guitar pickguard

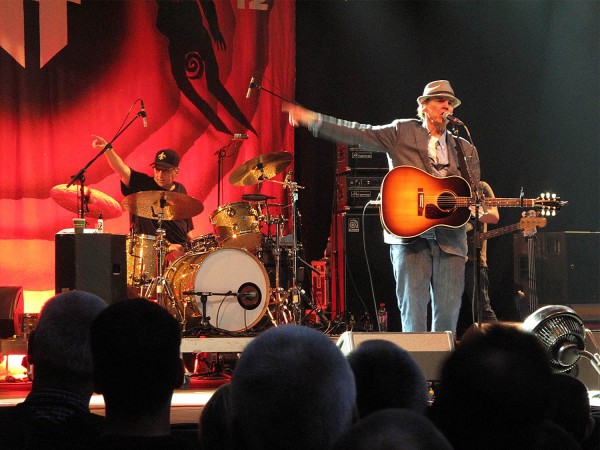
425;204;453;219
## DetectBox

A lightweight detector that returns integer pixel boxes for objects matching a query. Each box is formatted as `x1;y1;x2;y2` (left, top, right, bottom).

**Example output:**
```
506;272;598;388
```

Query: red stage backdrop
0;0;295;297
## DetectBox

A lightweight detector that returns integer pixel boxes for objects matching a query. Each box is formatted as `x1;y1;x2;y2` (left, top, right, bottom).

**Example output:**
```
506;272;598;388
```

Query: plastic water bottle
96;213;104;233
377;303;388;332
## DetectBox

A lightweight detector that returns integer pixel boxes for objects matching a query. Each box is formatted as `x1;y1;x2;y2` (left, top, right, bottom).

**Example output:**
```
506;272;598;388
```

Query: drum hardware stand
144;202;176;315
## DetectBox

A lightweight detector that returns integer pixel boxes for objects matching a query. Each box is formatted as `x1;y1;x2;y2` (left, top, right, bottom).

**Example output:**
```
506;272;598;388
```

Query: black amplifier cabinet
336;143;388;211
55;233;127;305
337;171;387;211
343;144;389;170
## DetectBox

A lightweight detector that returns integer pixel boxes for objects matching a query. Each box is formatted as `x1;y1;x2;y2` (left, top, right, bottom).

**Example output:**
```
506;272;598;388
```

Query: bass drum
164;248;270;332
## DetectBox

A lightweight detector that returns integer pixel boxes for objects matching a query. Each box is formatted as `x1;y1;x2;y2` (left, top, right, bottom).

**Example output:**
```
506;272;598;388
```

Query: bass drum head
195;248;269;332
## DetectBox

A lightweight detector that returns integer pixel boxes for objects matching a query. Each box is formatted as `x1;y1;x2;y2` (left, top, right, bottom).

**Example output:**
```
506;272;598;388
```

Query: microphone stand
66;108;146;219
214;139;244;207
450;123;484;331
250;81;297;105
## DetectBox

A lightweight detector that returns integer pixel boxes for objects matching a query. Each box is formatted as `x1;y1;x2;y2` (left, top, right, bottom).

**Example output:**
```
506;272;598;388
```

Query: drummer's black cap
150;149;179;170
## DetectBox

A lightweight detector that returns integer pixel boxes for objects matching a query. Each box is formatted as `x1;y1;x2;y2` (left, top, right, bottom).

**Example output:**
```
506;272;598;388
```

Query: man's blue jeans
390;239;465;334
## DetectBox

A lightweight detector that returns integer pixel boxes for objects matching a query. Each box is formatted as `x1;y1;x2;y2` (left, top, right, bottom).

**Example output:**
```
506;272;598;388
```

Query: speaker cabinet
0;287;24;338
514;232;599;323
336;331;455;381
55;234;127;305
331;213;398;330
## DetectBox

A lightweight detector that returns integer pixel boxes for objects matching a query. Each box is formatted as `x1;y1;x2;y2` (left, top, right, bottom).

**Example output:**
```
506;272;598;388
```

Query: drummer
92;136;193;258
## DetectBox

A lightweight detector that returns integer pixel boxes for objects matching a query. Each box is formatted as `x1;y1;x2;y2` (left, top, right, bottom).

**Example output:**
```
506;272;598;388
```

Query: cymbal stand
266;214;294;326
144;202;176;317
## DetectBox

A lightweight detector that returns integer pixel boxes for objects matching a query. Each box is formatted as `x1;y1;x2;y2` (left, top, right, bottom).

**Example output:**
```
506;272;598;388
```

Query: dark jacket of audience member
0;291;107;449
229;324;357;450
347;339;429;418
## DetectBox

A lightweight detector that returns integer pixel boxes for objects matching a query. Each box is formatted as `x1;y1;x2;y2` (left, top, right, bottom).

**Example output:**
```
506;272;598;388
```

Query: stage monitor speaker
332;213;398;329
55;234;127;305
336;331;455;381
0;286;24;338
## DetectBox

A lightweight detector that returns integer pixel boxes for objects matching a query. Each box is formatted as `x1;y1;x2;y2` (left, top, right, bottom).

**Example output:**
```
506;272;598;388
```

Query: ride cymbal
122;190;204;220
50;184;123;219
229;152;292;186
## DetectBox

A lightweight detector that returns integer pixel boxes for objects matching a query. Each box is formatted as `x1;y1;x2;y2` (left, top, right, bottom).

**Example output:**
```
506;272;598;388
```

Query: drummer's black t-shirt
121;169;193;245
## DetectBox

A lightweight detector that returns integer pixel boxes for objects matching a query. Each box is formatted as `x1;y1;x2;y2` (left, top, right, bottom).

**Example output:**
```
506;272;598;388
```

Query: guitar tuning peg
551;193;556;199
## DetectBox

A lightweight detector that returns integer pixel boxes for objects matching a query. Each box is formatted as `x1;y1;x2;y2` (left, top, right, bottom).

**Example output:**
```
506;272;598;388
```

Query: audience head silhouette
29;290;108;393
230;324;357;450
91;298;184;419
347;339;429;418
0;290;107;448
332;408;452;450
198;382;233;450
429;324;554;449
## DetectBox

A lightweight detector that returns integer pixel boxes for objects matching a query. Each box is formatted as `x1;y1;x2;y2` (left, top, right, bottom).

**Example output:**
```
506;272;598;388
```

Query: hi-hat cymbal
241;193;276;202
122;190;204;220
229;152;292;186
50;184;123;219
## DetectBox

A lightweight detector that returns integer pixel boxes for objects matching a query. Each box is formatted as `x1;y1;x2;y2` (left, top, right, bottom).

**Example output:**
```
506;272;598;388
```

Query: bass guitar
380;166;566;238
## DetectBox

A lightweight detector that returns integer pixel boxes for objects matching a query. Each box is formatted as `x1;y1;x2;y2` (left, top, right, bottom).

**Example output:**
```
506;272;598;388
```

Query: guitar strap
451;132;477;194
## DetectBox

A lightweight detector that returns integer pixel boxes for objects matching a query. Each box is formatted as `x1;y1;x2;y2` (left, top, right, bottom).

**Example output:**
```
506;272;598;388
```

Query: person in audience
0;291;107;448
331;408;452;450
428;324;554;449
197;382;232;450
548;372;597;448
89;298;194;449
229;324;357;450
346;339;429;418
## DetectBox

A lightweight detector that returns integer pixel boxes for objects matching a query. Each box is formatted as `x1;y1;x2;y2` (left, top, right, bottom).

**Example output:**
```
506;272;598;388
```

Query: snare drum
210;202;262;250
164;248;269;332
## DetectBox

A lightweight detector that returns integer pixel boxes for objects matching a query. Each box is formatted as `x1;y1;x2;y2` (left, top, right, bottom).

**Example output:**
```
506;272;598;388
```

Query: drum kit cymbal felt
51;151;318;335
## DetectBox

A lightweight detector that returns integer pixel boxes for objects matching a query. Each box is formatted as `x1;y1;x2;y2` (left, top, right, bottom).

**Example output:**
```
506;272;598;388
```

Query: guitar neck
479;223;521;241
457;198;537;208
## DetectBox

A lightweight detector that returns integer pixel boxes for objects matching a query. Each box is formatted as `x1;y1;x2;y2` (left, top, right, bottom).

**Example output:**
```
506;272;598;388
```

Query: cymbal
50;184;123;219
122;190;204;220
241;193;276;202
229;152;292;186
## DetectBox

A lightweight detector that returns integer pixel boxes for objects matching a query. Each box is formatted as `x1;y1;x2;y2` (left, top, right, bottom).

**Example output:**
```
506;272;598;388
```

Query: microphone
443;112;464;126
232;134;249;140
246;75;257;99
140;100;148;128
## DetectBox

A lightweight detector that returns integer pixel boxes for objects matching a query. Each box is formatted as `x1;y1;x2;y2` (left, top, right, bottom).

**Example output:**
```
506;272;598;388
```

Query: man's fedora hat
417;80;461;107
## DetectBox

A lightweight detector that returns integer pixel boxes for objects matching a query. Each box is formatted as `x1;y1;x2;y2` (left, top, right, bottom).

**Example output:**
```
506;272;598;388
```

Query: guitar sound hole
437;192;457;211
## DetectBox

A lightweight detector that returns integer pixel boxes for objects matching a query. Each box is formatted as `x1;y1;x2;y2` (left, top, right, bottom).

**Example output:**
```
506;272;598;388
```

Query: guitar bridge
417;188;424;216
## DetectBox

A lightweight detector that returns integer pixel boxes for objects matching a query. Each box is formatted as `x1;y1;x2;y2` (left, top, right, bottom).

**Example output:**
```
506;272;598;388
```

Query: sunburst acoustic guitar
380;166;566;238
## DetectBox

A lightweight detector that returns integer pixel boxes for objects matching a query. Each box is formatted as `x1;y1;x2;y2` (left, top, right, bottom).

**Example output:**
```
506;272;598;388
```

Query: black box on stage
55;233;127;305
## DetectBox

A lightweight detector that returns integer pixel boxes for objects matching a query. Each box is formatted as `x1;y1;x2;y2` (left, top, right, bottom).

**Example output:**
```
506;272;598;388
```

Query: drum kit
51;151;312;336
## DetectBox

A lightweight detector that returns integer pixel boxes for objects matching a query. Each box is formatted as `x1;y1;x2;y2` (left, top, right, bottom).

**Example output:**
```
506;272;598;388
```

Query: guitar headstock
534;192;568;216
521;210;547;237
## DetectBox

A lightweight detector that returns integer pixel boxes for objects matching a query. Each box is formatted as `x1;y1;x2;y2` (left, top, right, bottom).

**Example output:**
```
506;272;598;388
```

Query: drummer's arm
91;135;132;186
